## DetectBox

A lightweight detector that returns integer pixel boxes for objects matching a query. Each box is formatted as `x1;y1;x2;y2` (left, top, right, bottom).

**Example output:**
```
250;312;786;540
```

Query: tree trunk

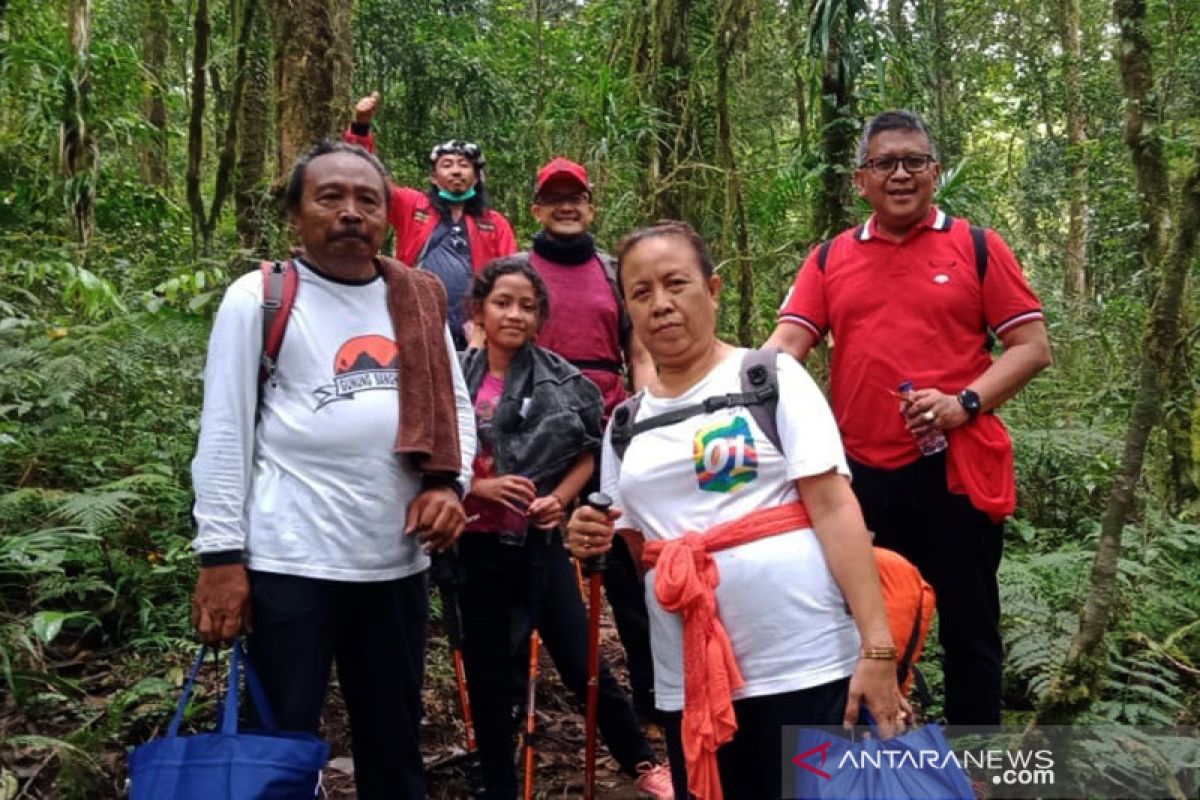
1061;0;1089;305
716;0;753;344
139;0;169;189
185;0;209;255
1116;0;1170;267
269;0;355;182
888;0;906;39
202;0;258;254
531;0;549;154
637;0;692;221
788;0;809;154
924;0;959;163
236;4;271;254
62;0;95;244
813;0;857;238
1033;0;1200;725
1164;310;1198;511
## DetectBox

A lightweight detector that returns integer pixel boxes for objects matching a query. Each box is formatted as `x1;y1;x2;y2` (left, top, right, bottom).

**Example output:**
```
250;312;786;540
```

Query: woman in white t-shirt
565;221;911;800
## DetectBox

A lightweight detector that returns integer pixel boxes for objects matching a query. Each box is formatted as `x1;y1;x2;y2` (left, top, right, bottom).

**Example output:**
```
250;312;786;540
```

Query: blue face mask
437;186;477;203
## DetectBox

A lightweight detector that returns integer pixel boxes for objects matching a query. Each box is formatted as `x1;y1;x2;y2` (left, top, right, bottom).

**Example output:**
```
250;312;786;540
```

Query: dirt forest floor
0;605;665;798
327;611;666;799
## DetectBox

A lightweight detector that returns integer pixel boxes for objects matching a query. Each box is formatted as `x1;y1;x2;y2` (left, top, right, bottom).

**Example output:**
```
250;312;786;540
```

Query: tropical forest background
0;0;1198;795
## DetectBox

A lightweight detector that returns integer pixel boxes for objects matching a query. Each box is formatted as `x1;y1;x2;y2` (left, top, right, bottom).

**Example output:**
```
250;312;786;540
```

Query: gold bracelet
860;646;898;660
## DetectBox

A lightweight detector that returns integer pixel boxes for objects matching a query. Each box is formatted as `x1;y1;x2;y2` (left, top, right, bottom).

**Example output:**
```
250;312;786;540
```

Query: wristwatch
958;388;983;420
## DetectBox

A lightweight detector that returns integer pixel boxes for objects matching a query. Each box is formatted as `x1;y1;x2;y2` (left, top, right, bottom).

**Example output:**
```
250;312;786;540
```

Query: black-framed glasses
859;154;936;175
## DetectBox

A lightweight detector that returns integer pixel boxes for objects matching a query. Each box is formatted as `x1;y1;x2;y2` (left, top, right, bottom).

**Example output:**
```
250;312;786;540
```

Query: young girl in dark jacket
456;256;673;799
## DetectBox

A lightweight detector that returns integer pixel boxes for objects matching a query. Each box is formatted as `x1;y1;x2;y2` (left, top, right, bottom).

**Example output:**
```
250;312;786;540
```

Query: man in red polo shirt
345;92;517;348
767;109;1051;725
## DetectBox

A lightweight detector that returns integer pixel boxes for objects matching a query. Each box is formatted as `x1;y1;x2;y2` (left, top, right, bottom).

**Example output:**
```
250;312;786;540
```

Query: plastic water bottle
898;380;947;456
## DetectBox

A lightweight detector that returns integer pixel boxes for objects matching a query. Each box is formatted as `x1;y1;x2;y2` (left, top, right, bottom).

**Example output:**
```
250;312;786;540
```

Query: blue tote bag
129;639;330;800
791;719;974;800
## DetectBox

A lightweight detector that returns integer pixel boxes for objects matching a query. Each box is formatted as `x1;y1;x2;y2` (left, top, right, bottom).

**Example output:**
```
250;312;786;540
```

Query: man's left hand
406;487;465;555
902;388;968;436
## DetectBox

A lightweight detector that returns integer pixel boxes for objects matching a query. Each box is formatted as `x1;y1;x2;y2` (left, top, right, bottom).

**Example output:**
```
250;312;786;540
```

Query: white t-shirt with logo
601;348;860;712
191;259;475;582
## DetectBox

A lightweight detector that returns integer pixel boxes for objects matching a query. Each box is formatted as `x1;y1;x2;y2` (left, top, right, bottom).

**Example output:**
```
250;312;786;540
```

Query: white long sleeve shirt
190;259;475;581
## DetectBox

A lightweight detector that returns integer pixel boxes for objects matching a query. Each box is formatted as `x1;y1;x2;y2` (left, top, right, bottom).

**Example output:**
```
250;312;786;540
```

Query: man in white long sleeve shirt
190;140;476;799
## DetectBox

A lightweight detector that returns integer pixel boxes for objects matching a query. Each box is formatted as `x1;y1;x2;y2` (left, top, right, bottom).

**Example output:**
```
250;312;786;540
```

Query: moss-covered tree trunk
813;0;857;239
236;5;271;255
269;0;354;182
1034;0;1200;724
633;0;692;221
139;0;169;189
716;0;753;344
1061;0;1089;305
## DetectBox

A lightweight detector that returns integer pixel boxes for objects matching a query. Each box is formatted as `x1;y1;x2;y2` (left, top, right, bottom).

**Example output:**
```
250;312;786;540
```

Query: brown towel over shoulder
375;256;462;478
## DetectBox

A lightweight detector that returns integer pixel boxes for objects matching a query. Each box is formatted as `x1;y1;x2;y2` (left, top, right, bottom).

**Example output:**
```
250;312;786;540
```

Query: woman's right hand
565;504;619;560
470;475;536;514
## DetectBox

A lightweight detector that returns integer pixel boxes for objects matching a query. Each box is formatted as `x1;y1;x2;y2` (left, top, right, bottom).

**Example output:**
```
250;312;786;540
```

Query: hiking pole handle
583;492;611;575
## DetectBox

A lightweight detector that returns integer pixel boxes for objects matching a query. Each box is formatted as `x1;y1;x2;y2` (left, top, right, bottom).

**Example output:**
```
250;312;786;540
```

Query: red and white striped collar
857;207;949;242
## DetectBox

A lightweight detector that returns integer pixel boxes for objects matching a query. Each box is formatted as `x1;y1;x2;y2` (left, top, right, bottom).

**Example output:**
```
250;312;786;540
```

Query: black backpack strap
816;239;834;273
968;225;996;352
969;225;988;282
609;349;783;463
738;348;782;454
909;664;934;708
609;393;644;461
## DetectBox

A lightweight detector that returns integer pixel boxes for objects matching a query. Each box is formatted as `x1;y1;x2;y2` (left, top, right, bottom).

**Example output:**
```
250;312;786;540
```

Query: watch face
960;390;982;413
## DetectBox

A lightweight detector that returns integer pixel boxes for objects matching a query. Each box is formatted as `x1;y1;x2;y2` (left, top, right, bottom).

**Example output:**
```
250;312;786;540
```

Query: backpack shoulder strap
816;239;834;273
969;224;988;283
609;392;645;461
596;251;633;356
966;224;996;351
738;348;782;454
259;259;298;387
609;348;783;465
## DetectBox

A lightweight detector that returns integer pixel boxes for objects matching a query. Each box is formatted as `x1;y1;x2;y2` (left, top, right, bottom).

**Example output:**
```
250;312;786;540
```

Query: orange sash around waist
641;502;813;800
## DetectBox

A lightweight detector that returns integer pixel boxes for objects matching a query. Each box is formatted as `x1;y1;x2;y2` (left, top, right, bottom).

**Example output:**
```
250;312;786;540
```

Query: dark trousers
662;678;850;799
247;570;429;800
849;452;1004;725
602;532;657;717
458;530;655;799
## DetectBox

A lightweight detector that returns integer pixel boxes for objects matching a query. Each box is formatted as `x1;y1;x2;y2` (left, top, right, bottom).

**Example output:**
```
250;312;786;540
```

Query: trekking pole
430;549;483;793
582;491;612;800
522;629;542;800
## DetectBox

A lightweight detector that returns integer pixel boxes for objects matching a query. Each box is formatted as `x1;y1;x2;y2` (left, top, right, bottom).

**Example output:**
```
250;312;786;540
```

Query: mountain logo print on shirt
313;334;399;410
693;415;758;493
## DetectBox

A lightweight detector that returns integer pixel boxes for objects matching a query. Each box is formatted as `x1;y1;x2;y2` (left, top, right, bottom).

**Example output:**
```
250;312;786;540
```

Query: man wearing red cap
516;158;659;721
527;158;655;414
345;92;517;348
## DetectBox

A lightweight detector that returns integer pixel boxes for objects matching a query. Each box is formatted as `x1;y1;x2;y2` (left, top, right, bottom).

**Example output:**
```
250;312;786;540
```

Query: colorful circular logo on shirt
694;416;758;493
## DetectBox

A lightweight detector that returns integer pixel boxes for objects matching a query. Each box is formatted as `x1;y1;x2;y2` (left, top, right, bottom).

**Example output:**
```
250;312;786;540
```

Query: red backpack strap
259;260;299;387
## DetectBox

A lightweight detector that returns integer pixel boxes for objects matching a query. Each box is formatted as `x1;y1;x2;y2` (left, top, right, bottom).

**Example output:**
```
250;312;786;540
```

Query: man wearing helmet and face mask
346;92;518;349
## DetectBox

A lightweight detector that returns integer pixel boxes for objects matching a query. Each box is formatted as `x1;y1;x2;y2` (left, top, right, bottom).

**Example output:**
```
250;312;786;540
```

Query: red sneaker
633;761;675;800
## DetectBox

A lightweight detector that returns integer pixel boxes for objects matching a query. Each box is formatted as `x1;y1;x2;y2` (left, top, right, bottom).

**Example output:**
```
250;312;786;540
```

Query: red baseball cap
534;157;590;195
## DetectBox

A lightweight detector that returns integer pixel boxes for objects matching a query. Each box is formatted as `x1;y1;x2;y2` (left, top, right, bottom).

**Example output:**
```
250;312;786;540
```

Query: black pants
601;532;657;717
849;452;1004;725
246;569;429;800
458;530;655;799
662;678;850;799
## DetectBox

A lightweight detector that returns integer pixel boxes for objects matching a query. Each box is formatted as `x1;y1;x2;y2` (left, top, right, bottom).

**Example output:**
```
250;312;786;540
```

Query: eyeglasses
535;193;590;208
859;154;936;176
